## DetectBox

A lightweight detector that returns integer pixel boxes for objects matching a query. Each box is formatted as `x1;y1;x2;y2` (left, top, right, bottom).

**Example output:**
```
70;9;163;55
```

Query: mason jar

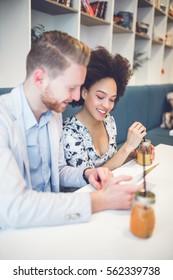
136;139;152;166
130;190;155;238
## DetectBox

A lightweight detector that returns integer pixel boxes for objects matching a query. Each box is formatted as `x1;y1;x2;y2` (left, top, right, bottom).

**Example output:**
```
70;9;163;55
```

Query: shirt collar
21;87;52;130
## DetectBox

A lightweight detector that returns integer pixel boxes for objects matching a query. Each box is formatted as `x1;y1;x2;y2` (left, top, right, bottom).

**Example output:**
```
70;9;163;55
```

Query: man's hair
26;30;90;78
71;46;132;107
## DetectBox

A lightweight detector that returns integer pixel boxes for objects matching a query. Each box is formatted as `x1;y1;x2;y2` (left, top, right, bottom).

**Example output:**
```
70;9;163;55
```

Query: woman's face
82;78;117;121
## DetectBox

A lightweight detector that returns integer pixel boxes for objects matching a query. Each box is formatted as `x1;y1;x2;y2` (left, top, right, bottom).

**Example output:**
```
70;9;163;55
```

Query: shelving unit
0;0;173;87
31;0;78;15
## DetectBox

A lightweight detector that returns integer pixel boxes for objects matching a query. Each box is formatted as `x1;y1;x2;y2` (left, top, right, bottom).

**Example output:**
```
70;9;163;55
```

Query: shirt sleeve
0;102;91;229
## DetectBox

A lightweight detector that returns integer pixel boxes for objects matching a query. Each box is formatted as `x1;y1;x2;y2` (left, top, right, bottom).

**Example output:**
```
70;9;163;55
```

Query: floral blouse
63;114;117;168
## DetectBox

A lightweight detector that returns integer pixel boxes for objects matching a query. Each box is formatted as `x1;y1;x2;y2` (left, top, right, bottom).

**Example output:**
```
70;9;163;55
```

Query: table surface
0;144;173;260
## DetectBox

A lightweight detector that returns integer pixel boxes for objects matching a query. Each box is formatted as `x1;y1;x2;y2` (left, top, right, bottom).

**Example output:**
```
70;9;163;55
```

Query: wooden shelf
80;12;110;26
138;0;153;8
165;44;173;48
113;24;133;34
168;15;173;23
154;7;166;17
135;32;150;40
152;38;164;44
31;0;77;15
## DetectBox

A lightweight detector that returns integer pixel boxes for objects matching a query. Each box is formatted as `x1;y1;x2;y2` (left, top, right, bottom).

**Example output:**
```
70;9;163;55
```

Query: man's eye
69;88;75;91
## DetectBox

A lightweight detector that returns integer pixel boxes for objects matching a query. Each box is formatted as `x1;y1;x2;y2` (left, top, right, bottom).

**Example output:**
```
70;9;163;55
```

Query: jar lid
135;190;155;205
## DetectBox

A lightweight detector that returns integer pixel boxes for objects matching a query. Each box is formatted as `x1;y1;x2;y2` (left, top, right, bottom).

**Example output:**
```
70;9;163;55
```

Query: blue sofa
111;84;173;147
63;84;173;147
1;84;173;146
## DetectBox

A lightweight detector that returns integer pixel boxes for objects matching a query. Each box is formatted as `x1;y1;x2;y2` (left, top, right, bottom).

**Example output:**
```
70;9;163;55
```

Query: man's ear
33;69;47;87
81;87;88;99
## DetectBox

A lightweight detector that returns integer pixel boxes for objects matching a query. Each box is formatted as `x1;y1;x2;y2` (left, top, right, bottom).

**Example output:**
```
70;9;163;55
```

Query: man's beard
41;91;67;113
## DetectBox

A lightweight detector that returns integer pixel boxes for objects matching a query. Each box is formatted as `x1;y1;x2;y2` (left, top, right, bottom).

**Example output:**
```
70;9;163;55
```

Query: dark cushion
111;90;129;144
147;127;173;146
0;88;13;95
147;85;170;130
111;85;148;145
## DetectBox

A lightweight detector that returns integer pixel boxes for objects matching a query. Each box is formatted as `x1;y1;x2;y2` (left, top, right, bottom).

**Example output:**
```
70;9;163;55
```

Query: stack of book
81;0;108;20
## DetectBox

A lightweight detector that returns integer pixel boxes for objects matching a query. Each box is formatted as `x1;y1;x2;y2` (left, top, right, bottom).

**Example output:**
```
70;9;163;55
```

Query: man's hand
84;167;113;190
91;175;143;212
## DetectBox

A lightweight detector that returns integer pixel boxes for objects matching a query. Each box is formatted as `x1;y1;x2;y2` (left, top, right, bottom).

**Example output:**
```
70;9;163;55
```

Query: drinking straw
143;149;147;196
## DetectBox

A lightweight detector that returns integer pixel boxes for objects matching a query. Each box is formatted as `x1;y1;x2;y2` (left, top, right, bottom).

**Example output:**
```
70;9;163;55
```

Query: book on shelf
90;1;107;20
90;1;100;16
81;0;95;16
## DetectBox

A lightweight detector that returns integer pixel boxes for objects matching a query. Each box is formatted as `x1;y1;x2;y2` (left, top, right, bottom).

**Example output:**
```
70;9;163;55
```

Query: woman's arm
102;121;147;170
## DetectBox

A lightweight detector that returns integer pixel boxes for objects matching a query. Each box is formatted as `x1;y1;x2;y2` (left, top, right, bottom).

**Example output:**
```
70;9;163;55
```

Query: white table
0;144;173;260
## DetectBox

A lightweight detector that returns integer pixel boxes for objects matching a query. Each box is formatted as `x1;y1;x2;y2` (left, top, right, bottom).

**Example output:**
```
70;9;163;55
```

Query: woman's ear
81;88;88;100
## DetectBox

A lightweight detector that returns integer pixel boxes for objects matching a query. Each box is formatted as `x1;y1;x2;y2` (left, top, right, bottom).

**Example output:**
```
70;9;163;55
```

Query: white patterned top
63;114;117;168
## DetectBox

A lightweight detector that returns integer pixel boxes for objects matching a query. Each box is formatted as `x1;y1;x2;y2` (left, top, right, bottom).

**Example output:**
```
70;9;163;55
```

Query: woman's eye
97;96;104;100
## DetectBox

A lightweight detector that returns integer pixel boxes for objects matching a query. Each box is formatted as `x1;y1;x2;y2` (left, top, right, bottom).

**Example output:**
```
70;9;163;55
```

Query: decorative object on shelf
114;11;133;30
31;24;45;45
136;21;149;34
114;15;124;25
52;0;73;7
160;3;166;12
133;52;148;71
161;68;165;75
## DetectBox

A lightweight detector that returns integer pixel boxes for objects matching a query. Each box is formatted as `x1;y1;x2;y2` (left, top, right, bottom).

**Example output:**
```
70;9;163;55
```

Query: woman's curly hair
71;46;132;107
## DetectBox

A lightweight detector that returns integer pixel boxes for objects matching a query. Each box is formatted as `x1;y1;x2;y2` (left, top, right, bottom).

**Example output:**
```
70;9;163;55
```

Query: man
0;31;142;229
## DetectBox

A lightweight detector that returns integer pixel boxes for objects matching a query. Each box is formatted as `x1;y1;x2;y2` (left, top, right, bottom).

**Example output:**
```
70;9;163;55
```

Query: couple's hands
84;167;113;190
85;167;143;212
91;174;143;212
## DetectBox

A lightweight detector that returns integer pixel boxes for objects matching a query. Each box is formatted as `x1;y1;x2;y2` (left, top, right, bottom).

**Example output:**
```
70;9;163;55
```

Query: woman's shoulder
63;115;75;125
105;113;116;125
63;115;87;136
63;115;80;129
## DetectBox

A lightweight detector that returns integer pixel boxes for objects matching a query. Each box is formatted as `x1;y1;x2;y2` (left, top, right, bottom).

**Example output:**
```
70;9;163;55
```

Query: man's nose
71;89;80;101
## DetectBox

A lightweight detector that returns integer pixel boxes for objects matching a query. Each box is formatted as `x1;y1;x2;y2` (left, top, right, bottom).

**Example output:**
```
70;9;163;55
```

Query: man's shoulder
0;85;22;119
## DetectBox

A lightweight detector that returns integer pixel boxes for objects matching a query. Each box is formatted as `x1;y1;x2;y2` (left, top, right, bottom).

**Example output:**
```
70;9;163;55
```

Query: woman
63;46;148;170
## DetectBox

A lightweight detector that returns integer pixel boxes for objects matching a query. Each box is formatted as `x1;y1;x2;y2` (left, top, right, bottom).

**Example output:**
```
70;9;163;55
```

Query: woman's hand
126;122;146;151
